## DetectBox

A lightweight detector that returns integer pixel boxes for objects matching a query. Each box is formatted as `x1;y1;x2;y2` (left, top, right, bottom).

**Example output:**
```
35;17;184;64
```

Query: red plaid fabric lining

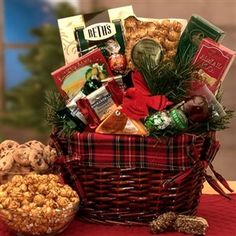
52;132;218;171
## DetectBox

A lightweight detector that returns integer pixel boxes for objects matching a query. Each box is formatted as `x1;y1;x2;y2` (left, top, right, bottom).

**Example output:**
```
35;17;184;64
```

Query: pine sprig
187;109;234;134
45;91;75;137
139;54;234;137
139;55;197;103
147;109;234;138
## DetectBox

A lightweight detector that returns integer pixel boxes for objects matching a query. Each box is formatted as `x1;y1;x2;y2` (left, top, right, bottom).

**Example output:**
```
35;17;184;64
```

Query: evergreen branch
45;91;76;137
139;55;197;103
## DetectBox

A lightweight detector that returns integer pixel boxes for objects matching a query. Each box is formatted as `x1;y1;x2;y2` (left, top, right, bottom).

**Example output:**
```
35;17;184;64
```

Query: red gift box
192;38;236;94
51;48;113;100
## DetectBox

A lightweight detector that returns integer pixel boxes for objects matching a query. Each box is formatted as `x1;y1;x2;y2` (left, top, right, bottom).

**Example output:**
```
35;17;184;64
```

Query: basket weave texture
51;132;219;225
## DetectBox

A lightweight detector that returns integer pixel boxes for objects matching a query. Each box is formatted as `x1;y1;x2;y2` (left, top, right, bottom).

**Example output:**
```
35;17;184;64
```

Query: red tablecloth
1;194;235;236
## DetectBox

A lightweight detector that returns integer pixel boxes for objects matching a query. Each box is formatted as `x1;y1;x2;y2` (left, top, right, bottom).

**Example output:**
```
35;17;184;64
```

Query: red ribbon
105;79;123;105
121;71;173;120
76;98;100;131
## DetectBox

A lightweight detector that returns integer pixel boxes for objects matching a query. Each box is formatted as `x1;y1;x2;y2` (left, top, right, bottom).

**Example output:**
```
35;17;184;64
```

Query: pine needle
44;90;76;137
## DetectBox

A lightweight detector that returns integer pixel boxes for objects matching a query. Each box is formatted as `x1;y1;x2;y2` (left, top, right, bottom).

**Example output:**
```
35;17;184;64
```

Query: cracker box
51;48;113;100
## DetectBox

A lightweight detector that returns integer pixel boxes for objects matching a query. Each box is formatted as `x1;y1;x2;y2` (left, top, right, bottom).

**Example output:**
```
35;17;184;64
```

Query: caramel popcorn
0;173;79;236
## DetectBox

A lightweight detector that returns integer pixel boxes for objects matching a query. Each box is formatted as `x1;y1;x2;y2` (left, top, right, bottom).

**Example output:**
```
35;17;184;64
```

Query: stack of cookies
0;139;57;184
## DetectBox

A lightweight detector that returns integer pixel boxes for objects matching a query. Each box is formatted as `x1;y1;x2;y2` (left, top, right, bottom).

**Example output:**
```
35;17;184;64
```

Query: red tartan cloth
52;132;219;171
1;194;235;236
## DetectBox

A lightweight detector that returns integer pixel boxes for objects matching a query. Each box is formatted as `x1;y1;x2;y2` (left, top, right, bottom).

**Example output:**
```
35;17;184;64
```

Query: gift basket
47;6;235;225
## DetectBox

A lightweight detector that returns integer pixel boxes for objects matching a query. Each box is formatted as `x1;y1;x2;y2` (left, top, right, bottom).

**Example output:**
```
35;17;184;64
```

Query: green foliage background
1;3;77;134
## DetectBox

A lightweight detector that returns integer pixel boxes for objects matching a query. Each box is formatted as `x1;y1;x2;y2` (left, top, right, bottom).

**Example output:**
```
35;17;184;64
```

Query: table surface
203;180;236;194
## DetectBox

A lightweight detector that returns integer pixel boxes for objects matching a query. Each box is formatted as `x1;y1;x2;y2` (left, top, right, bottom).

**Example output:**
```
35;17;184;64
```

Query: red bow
121;71;173;120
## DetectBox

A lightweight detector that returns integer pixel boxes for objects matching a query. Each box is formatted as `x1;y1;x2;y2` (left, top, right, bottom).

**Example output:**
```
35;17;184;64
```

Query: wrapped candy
106;39;127;74
145;109;188;133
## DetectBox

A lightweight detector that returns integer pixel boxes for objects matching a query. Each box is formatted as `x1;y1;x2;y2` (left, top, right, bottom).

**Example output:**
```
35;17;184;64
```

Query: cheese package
58;6;134;64
95;106;148;136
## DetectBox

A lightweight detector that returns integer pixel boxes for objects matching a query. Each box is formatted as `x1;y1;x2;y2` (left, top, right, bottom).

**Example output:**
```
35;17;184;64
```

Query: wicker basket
51;132;219;225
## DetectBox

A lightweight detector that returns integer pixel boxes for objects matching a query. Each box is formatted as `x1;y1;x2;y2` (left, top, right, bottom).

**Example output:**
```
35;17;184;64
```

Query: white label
83;22;116;41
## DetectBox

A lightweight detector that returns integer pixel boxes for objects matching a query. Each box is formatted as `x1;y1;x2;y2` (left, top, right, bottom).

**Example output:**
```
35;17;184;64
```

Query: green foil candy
169;109;188;130
145;109;188;132
145;111;172;130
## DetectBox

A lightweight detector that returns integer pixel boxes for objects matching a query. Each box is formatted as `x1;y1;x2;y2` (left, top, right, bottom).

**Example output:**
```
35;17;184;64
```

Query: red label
194;45;229;79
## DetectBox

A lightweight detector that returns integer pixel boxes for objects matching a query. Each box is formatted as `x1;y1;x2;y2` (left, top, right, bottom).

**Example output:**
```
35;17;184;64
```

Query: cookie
0;149;14;172
29;149;49;172
43;145;57;165
10;161;31;174
24;140;45;152
0;140;19;152
13;144;31;166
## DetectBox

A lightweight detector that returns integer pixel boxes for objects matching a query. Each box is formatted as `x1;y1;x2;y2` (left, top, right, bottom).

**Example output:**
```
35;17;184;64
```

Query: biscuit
0;149;14;172
0;140;19;151
24;140;45;152
29;149;49;172
43;145;57;165
174;215;209;235
13;144;31;166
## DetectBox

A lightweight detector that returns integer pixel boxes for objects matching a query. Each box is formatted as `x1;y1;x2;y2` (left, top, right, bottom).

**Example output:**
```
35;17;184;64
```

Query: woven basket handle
189;138;233;199
163;137;233;199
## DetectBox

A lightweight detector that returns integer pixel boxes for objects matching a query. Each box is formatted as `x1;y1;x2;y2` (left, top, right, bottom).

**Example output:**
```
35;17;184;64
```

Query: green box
175;14;225;63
